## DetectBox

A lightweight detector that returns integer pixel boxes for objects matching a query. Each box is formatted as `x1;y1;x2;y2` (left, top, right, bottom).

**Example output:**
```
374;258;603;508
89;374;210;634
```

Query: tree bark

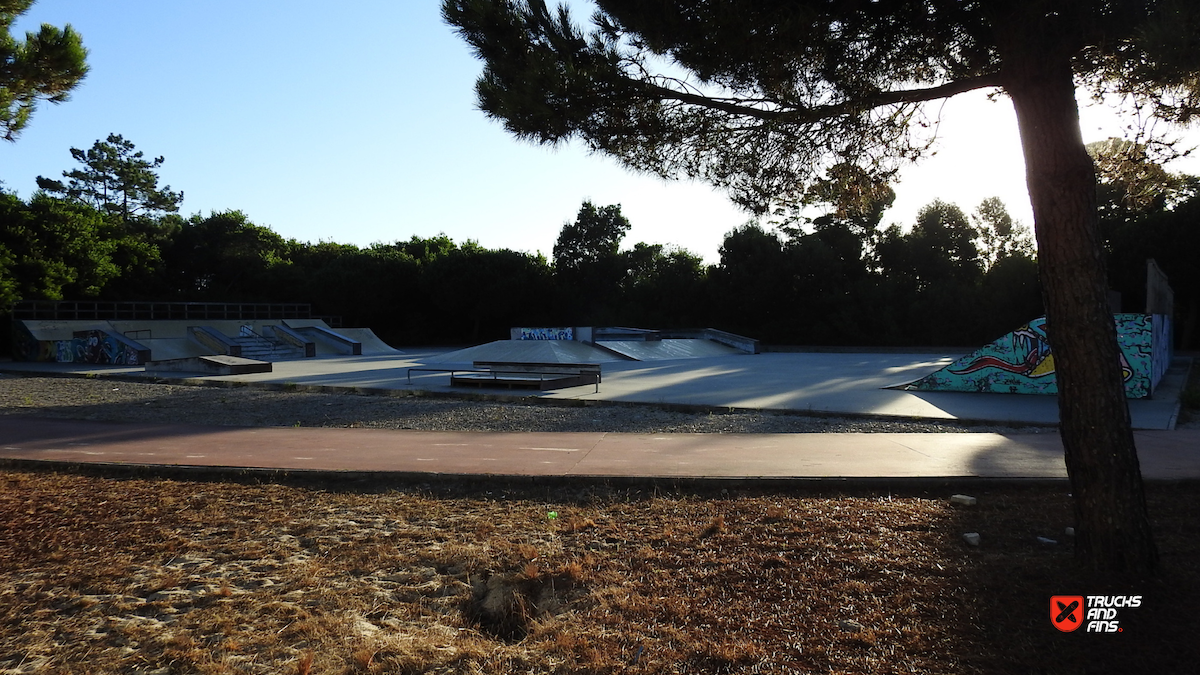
1000;37;1158;575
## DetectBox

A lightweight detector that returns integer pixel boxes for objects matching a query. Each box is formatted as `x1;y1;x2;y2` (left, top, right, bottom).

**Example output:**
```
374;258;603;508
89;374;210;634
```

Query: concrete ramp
15;317;398;362
146;355;272;375
432;338;748;364
280;319;333;330
596;339;743;361
15;321;151;365
327;328;400;355
282;320;401;356
898;314;1167;398
108;320;192;339
19;320;113;340
138;338;215;361
429;340;626;364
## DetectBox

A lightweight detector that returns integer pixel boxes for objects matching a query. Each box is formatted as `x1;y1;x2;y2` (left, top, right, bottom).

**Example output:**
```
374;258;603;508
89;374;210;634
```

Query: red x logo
1051;596;1084;632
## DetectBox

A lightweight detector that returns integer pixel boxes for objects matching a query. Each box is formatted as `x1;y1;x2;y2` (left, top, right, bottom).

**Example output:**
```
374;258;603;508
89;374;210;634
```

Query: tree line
3;134;1196;351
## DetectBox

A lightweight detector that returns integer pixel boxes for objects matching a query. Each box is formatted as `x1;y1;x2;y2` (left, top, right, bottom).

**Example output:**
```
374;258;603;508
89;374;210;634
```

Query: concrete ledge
146;355;272;375
265;325;316;357
188;325;240;356
289;324;362;355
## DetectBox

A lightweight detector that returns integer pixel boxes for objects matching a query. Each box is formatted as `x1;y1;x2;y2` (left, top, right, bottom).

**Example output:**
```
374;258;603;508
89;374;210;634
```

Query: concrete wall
1146;259;1173;317
1151;314;1172;391
12;321;56;362
664;328;760;354
67;330;149;365
12;324;148;365
514;327;575;341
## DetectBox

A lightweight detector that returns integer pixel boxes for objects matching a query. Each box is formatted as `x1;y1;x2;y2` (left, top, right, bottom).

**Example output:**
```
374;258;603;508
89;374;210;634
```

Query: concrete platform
1;416;1197;481
145;355;272;375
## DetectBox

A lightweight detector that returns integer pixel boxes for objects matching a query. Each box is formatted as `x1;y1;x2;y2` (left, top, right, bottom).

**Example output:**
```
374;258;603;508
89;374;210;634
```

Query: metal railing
12;301;312;321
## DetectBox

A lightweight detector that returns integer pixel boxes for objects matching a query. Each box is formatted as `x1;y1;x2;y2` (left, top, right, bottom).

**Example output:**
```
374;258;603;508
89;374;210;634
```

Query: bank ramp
897;314;1171;398
429;340;624;364
594;338;743;361
431;335;752;364
282;320;401;355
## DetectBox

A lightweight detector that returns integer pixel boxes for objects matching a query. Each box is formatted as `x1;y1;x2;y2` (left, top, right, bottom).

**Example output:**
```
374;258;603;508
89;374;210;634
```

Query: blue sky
5;1;1198;263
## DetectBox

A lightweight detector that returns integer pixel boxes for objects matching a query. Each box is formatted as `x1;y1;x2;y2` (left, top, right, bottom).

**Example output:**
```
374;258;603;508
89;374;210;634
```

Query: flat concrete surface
1;350;1190;430
1;416;1197;481
429;340;628;364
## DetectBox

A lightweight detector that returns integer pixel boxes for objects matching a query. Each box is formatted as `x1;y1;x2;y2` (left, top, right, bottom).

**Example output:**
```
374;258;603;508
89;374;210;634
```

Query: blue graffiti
519;327;574;341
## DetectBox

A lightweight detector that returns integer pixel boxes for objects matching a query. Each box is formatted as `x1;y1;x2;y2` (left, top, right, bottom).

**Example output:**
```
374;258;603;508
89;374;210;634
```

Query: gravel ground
0;372;1058;433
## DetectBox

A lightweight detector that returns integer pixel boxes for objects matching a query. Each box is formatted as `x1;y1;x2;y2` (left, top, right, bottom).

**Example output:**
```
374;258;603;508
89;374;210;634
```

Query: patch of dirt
1;472;1196;674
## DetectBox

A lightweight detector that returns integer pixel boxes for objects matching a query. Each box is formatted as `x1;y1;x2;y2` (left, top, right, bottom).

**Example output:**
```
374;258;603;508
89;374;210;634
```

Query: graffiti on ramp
900;314;1168;398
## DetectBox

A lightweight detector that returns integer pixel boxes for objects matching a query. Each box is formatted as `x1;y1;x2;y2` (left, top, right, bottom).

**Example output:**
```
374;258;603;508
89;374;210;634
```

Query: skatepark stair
232;328;306;361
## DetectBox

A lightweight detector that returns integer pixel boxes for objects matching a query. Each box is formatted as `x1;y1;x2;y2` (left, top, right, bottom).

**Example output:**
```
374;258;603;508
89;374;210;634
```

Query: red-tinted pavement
2;416;1198;481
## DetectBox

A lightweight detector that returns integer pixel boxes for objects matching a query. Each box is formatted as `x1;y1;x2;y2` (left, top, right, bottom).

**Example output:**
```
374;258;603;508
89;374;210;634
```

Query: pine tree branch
639;73;1004;123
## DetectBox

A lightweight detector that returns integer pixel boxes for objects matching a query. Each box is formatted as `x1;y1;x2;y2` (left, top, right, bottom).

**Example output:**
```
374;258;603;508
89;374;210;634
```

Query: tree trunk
1001;40;1158;575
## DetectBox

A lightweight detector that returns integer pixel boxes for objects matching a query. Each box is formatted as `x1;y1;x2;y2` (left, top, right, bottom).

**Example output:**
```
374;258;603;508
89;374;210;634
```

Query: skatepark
4;316;1189;429
3;301;1195;482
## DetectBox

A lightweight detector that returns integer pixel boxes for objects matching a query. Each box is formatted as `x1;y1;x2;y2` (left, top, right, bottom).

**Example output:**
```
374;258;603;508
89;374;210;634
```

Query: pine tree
1;0;88;140
36;133;183;233
443;0;1200;575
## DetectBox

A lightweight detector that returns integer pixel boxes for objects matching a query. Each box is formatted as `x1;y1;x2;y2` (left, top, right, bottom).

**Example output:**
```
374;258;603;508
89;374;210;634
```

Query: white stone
963;532;981;546
950;494;977;506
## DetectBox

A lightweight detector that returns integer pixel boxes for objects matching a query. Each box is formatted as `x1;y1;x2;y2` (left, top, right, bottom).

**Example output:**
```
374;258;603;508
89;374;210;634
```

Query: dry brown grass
1;470;1197;674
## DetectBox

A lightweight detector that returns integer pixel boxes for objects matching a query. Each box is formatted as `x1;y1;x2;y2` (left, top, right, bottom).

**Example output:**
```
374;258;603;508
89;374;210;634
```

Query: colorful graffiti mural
902;314;1164;398
60;330;146;365
11;323;147;365
1151;314;1172;389
519;327;574;341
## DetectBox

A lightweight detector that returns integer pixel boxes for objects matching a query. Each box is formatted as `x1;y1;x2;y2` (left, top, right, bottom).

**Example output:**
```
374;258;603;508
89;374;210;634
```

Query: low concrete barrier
291;325;362;355
188;326;241;357
265;324;316;357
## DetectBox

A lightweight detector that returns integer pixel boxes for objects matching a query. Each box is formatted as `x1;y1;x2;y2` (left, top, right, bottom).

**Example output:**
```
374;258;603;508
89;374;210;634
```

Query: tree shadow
934;481;1200;673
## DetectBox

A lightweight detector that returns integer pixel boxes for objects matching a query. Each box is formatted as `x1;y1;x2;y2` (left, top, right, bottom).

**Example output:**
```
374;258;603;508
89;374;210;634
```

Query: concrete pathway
2;416;1197;481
